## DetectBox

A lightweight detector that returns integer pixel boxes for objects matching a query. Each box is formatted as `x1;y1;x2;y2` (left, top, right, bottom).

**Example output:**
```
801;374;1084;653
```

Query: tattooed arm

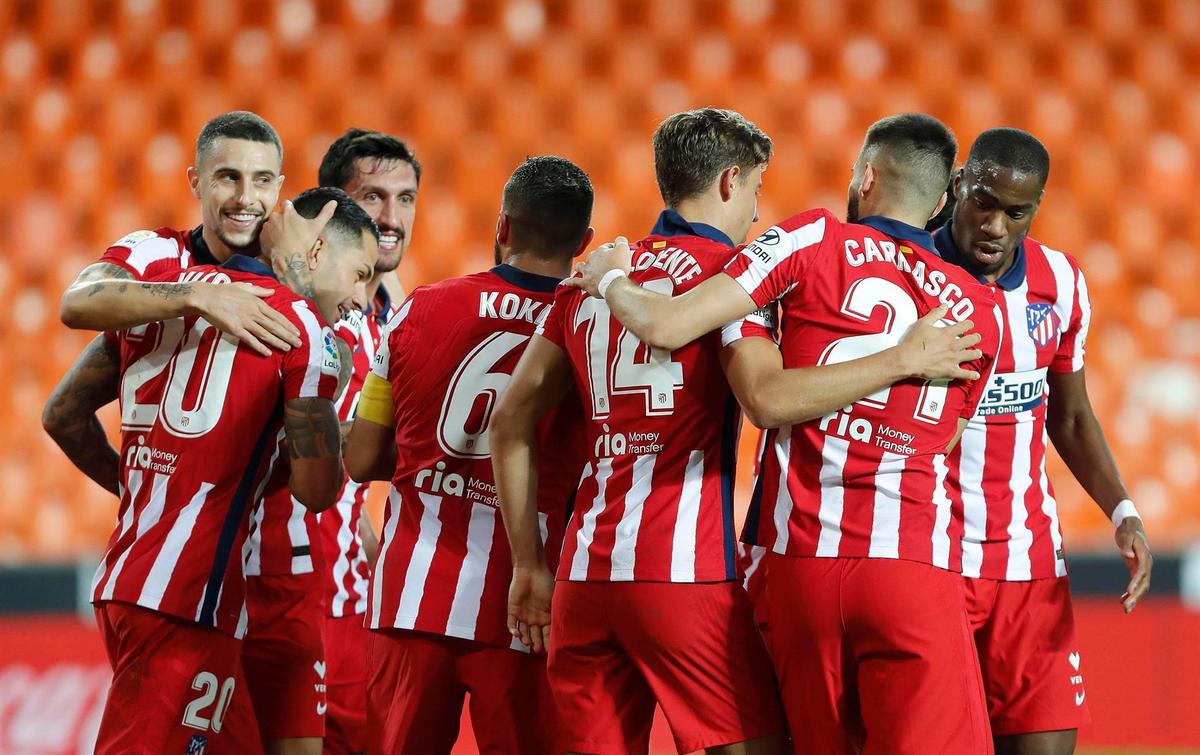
42;335;121;496
284;396;343;513
61;262;302;357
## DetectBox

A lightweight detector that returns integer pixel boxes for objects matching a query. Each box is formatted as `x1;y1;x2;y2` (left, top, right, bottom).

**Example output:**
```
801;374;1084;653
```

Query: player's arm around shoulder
344;295;414;484
42;334;122;496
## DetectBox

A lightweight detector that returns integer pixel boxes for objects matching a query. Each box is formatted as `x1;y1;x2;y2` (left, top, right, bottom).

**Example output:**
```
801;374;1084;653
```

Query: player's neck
200;225;237;264
861;203;933;235
671;198;736;243
503;250;571;280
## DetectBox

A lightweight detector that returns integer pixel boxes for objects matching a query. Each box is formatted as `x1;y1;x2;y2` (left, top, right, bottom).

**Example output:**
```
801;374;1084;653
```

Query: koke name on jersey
478;291;550;324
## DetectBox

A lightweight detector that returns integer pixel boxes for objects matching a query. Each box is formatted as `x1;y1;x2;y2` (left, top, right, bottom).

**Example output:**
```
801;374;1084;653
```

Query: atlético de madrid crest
1026;302;1061;347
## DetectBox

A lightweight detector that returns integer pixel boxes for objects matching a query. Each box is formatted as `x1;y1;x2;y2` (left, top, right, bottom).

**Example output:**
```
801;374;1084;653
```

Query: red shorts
241;573;327;740
367;628;556;754
93;601;262;755
764;554;992;755
549;580;784;754
965;576;1091;735
323;613;370;755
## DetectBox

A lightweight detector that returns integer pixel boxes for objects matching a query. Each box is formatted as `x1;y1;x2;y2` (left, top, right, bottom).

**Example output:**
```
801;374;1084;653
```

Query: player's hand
189;282;301;357
563;236;634;298
260;199;337;281
1116;517;1152;613
895;306;984;381
507;564;555;654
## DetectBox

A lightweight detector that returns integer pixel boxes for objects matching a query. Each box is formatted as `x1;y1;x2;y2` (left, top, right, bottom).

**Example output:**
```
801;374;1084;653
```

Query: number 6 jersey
366;264;586;649
732;210;1003;572
90;256;339;637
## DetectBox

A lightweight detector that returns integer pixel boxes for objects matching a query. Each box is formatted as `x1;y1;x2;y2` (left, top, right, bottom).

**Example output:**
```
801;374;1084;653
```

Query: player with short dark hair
569;113;1004;753
311;128;422;755
196;110;284;167
235;186;379;755
493;108;787;754
42;189;376;754
344;156;593;754
932;128;1152;755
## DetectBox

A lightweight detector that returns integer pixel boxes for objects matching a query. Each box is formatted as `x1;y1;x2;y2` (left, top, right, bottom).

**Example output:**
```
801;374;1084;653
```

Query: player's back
92;258;336;636
728;210;1002;570
540;234;750;583
368;265;584;647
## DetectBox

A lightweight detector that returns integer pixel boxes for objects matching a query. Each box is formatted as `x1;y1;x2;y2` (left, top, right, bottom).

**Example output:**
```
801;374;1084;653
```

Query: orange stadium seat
3;0;1199;556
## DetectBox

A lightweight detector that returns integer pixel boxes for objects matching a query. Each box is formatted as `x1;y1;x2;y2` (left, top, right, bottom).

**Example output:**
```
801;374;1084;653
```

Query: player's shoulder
1023;235;1083;276
102;227;191;275
107;226;189;250
630;233;733;289
769;207;840;239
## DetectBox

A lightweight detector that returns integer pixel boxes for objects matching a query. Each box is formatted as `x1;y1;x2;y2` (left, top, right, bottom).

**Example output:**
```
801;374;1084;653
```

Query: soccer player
490;108;787;754
569;114;1003;754
311;128;422;755
931;128;1152;755
41;188;378;754
343;156;593;754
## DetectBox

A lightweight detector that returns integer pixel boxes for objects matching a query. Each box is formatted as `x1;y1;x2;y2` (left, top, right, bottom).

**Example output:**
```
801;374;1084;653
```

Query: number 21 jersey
731;210;1002;571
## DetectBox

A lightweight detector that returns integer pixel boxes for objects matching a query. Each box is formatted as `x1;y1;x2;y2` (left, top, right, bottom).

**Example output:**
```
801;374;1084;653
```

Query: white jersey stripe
771;425;793;552
1004;420;1036;581
394;492;443;628
670;451;705;582
370;487;403;628
330;497;358;616
92;470;143;597
1070;270;1091;371
102;471;167;601
740;544;766;591
610;454;655;580
286;497;313;574
815;436;850;557
139;482;213;609
1038;426;1069;578
958;422;988;579
931;455;952;569
570;460;610;580
446;504;497;639
868;452;905;558
292;301;325;397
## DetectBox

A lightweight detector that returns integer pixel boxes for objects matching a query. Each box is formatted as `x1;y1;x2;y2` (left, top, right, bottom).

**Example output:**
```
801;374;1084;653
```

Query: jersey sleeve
97;228;188;281
1050;263;1091;373
720;302;778;347
371;295;415;381
533;286;573;351
282;299;341;401
721;209;836;308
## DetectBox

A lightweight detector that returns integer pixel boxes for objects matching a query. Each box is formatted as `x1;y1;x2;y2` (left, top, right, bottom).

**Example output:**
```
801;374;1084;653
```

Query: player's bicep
719;337;784;428
42;334;121;433
70;261;136;287
492;335;573;432
284;396;343;511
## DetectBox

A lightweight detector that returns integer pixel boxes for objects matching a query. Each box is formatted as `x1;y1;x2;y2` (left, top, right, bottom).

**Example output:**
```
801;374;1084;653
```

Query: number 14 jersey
732;210;1002;572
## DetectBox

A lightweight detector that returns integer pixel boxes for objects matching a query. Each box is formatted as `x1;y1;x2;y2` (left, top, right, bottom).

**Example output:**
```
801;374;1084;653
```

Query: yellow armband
355;373;395;426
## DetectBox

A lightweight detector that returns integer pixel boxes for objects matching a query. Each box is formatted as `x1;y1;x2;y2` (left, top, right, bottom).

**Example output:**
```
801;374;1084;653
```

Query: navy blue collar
491;264;560;293
189;226;220;266
651;209;734;248
856;215;936;253
369;283;392;321
221;254;277;280
932;221;1027;291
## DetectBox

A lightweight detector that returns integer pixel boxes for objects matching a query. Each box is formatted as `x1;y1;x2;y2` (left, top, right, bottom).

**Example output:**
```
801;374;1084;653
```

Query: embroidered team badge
186;734;208;754
1025;302;1061;347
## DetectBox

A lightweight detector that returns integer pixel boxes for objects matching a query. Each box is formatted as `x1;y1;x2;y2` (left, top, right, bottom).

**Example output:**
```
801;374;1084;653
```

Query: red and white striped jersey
99;226;220;276
367;266;586;649
933;226;1091;581
318;289;396;618
90;258;339;637
731;210;1002;571
537;219;774;584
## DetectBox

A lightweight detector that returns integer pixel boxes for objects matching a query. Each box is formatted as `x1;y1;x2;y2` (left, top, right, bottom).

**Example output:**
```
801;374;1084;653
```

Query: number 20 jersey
732;210;1003;572
537;234;772;584
367;265;586;649
90;262;339;637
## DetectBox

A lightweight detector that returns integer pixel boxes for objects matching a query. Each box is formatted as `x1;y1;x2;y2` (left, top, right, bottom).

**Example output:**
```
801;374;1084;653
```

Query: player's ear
718;165;741;202
573;227;596;258
929;191;948;222
952;167;964;198
187;166;200;199
495;212;511;245
860;162;877;198
308;236;325;270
